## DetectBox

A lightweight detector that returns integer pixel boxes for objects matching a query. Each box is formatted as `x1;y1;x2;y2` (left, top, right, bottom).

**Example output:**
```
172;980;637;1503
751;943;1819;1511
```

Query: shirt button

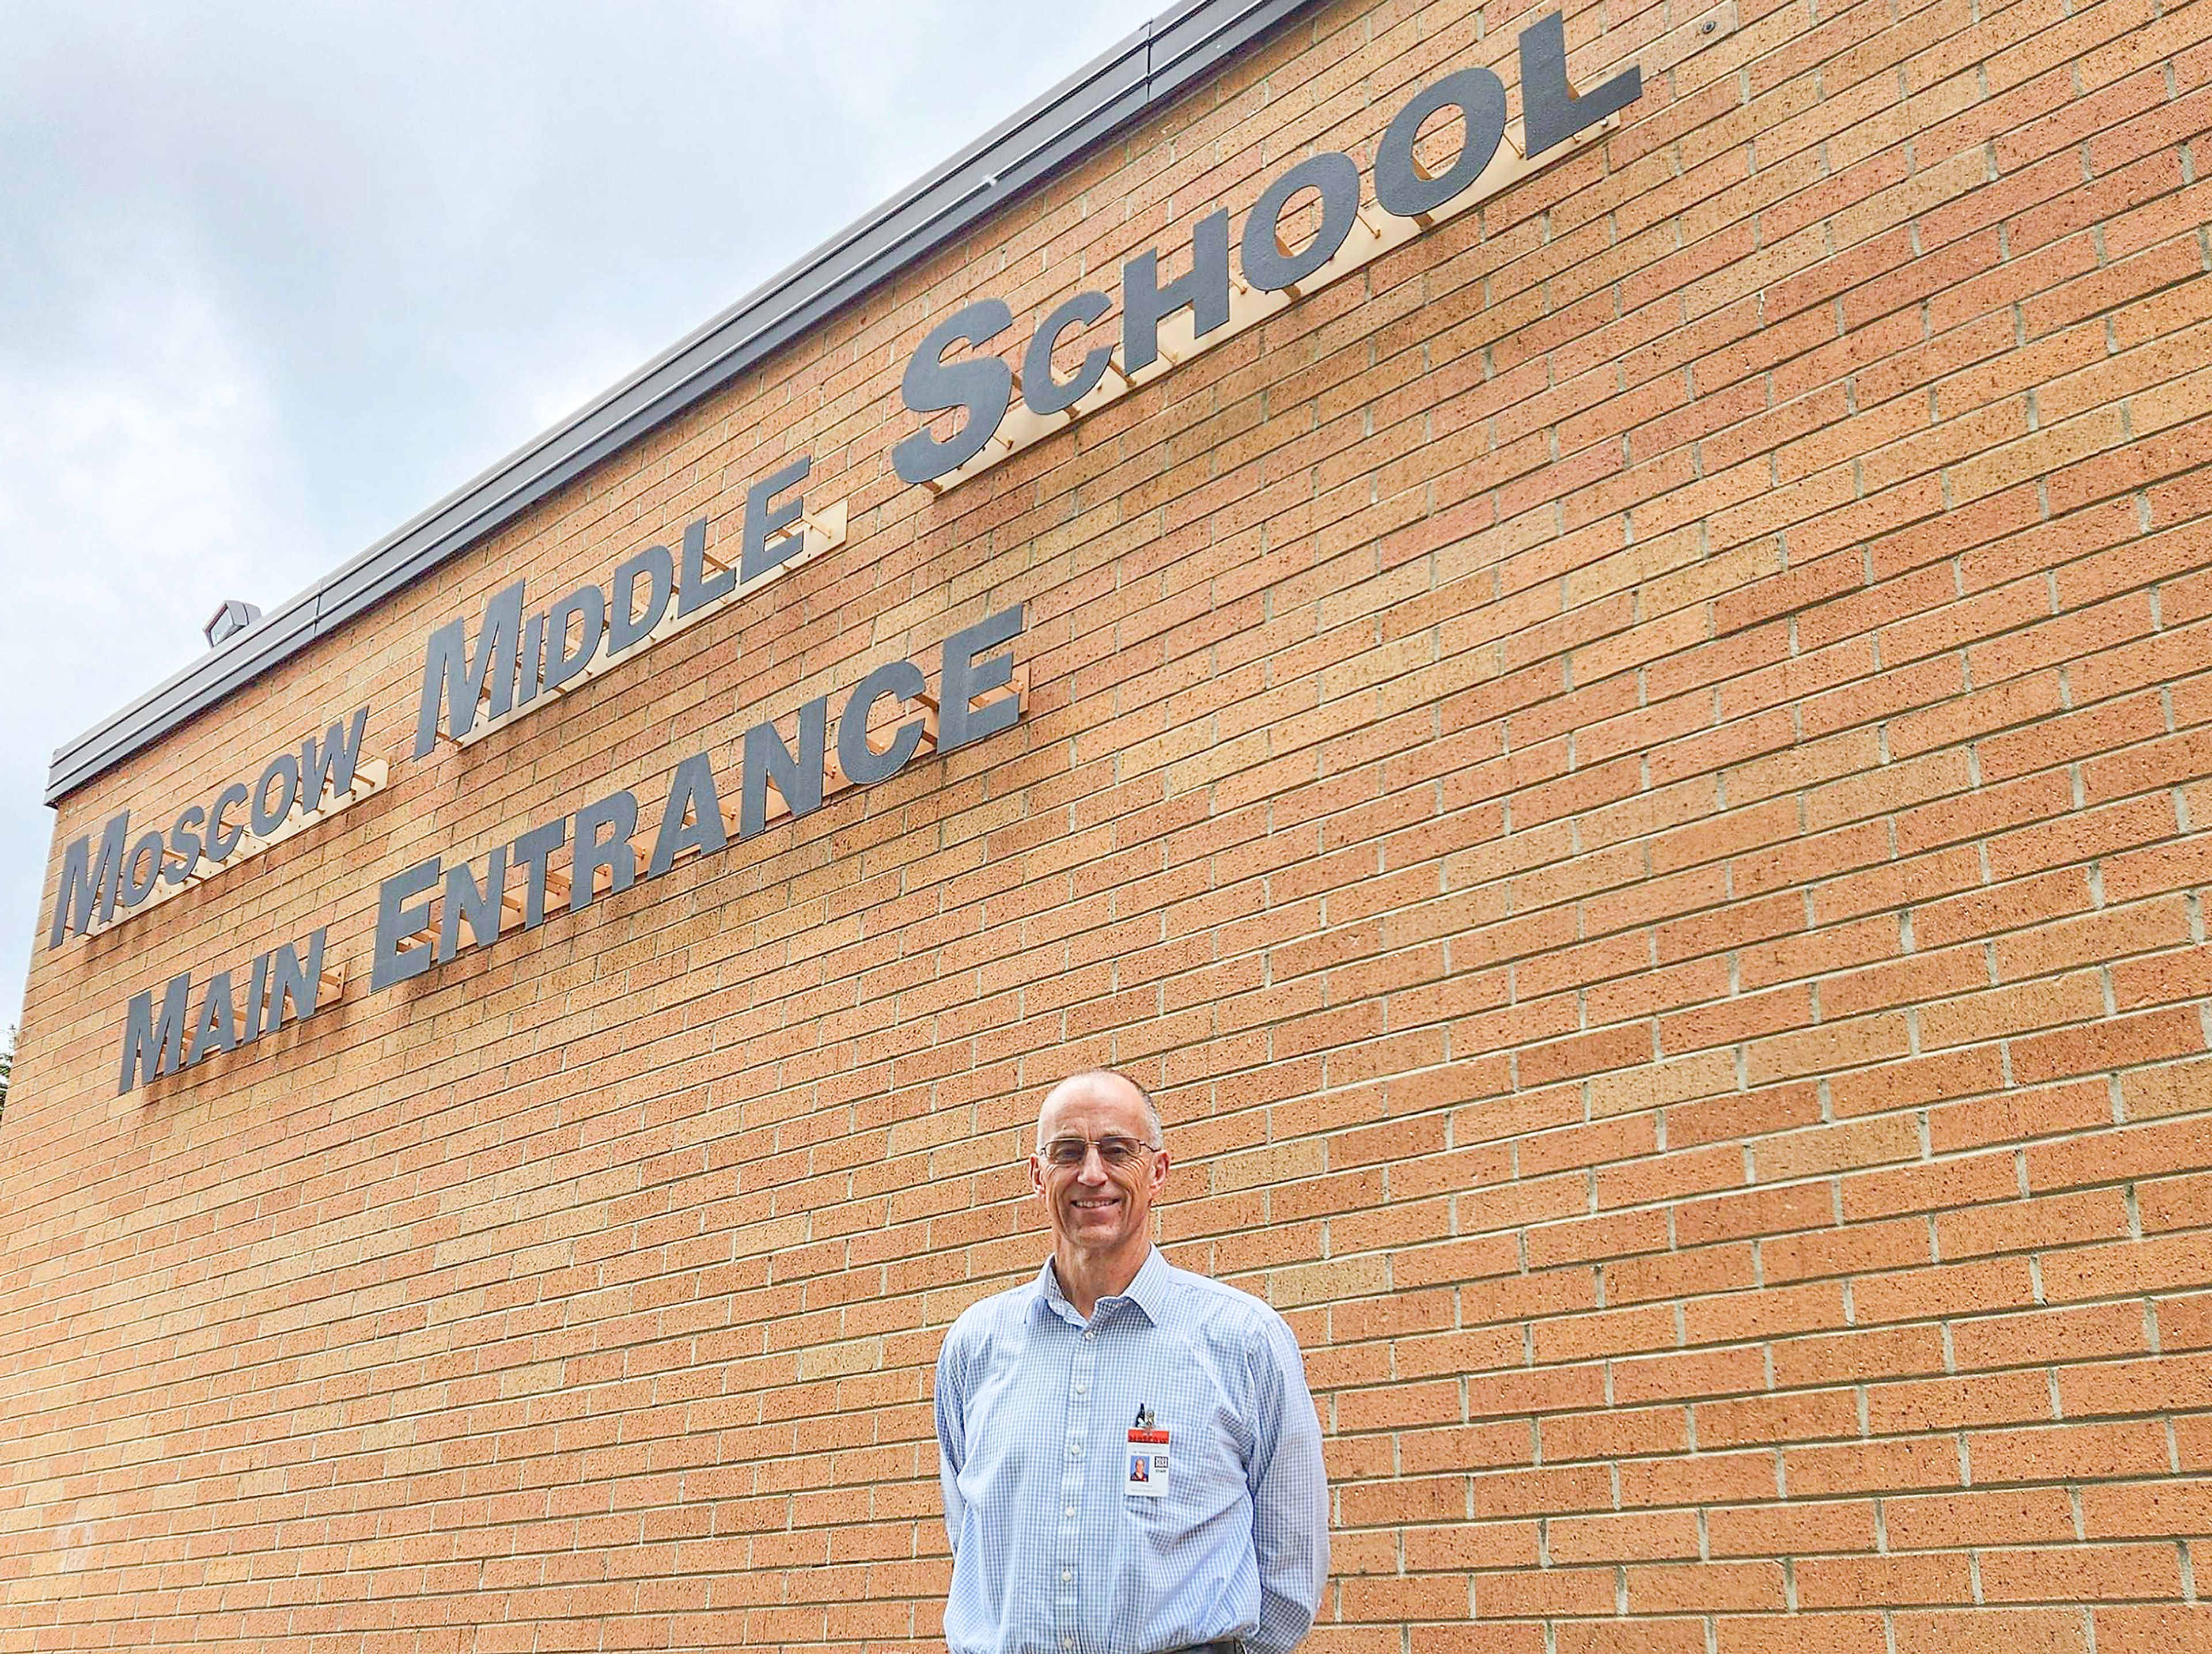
1062;1639;1074;1650
1064;1505;1075;1519
1069;1443;1082;1456
1061;1569;1074;1582
1073;1384;1086;1396
1082;1331;1096;1341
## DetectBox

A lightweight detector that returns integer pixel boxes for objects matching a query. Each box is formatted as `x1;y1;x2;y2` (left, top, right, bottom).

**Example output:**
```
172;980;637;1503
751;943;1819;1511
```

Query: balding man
933;1070;1330;1654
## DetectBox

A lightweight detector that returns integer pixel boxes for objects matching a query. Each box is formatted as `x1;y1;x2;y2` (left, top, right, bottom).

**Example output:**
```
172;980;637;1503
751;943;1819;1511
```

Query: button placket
1054;1316;1097;1643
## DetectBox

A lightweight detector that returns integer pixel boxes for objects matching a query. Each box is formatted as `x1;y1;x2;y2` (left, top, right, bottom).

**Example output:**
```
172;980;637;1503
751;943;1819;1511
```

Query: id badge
1125;1428;1169;1496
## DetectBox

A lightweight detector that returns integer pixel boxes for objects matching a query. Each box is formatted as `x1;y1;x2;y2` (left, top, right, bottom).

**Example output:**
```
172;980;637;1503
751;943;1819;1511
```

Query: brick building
6;0;2212;1647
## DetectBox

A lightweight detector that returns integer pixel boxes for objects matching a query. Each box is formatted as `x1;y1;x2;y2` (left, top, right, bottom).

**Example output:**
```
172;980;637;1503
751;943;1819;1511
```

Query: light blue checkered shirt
934;1249;1329;1654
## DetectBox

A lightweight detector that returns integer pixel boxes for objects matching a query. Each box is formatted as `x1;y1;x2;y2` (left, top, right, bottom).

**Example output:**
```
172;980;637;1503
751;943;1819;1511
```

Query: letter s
892;298;1014;486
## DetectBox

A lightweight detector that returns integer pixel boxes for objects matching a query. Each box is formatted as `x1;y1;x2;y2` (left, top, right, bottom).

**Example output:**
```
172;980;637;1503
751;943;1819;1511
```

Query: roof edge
47;0;1321;805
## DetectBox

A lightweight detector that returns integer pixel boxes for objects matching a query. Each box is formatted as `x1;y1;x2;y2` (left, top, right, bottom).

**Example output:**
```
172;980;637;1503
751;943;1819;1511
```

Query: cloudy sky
0;0;1167;1036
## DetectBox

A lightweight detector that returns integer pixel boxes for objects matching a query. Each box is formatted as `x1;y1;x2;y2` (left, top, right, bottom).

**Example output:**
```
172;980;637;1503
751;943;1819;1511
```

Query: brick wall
5;0;2212;1647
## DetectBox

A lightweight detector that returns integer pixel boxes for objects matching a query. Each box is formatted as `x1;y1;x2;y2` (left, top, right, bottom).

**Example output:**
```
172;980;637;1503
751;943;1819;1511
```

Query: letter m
118;970;191;1094
412;581;525;758
48;810;130;949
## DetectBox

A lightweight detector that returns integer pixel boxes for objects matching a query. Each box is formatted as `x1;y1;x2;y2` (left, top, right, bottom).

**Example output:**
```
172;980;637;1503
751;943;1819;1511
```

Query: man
933;1069;1330;1654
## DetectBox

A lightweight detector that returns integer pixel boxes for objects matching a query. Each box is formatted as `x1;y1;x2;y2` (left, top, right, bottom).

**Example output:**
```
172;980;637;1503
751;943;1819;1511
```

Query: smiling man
932;1069;1330;1654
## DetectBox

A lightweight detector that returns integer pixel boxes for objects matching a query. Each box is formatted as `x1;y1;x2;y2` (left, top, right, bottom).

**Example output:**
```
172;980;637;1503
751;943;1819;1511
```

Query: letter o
123;831;166;905
1374;66;1508;219
251;753;303;836
1240;152;1362;294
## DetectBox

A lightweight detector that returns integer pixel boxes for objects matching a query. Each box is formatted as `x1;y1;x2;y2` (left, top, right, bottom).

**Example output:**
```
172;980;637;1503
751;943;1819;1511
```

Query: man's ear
1028;1152;1047;1199
1149;1149;1171;1195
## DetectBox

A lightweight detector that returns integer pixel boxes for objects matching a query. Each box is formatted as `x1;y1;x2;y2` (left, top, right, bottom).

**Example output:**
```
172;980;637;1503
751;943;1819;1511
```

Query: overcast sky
0;0;1167;1039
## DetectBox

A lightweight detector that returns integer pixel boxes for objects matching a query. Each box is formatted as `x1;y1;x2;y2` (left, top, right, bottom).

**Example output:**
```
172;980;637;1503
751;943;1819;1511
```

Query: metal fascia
47;0;1321;805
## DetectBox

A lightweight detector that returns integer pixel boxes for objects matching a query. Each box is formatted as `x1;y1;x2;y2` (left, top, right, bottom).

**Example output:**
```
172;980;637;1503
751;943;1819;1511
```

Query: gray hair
1037;1068;1163;1146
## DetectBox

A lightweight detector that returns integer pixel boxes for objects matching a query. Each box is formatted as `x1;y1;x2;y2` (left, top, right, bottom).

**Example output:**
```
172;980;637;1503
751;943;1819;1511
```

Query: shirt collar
1034;1247;1171;1327
1120;1247;1173;1324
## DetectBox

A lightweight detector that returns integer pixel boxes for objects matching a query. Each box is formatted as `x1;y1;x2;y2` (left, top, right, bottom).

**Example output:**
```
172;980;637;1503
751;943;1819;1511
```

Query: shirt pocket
1118;1354;1247;1539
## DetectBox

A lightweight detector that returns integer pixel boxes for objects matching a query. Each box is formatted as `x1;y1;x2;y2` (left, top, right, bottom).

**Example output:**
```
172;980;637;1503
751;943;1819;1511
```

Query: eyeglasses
1039;1135;1160;1169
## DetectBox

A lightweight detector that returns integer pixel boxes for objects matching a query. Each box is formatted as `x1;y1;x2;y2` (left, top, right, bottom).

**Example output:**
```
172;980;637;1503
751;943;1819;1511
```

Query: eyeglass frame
1036;1134;1163;1169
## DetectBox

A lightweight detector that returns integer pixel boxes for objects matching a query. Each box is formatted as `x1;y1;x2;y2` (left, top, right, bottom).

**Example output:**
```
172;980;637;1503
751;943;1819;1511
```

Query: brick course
6;0;2212;1647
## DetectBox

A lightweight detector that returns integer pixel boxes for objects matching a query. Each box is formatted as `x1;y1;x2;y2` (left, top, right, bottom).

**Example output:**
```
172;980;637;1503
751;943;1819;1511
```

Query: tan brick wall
6;0;2212;1647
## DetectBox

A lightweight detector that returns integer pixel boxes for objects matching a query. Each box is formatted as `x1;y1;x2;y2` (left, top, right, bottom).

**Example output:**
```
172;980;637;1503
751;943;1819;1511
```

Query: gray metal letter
939;605;1025;752
1240;153;1361;292
1519;12;1641;158
50;809;130;946
511;818;569;929
541;584;607;697
1122;210;1230;374
675;517;732;619
122;831;165;907
117;970;191;1093
186;971;238;1066
893;300;1015;484
738;697;830;838
267;929;329;1029
249;752;302;837
243;951;270;1042
608;543;675;654
837;660;929;786
165;805;205;888
571;791;639;912
1374;66;1508;218
370;857;441;991
740;456;812;582
300;706;369;808
205;784;249;862
1022;292;1113;417
648;752;729;878
412;580;525;758
438;849;509;963
517;612;547;706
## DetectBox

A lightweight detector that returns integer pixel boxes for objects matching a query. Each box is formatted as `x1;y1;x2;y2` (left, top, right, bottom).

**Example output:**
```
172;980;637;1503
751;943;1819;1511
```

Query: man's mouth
1070;1197;1120;1212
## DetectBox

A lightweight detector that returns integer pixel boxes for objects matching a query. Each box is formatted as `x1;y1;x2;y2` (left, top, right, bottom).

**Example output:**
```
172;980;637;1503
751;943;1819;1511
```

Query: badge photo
1125;1426;1169;1497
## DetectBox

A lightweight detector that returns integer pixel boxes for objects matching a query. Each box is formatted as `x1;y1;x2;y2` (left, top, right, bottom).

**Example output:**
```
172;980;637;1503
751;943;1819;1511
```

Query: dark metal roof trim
47;0;1320;805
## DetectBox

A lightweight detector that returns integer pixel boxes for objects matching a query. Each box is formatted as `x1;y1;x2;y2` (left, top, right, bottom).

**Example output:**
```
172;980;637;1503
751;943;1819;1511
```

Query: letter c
206;783;250;862
838;659;930;785
1021;291;1113;417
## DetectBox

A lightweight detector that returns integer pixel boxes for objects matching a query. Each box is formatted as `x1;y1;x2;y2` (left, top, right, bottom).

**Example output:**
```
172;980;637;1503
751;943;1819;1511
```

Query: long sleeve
934;1323;969;1555
934;1257;1325;1654
1245;1312;1330;1652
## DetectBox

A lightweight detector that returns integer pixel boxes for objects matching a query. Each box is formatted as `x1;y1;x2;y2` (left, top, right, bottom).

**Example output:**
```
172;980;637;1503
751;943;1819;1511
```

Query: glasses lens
1043;1137;1153;1167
